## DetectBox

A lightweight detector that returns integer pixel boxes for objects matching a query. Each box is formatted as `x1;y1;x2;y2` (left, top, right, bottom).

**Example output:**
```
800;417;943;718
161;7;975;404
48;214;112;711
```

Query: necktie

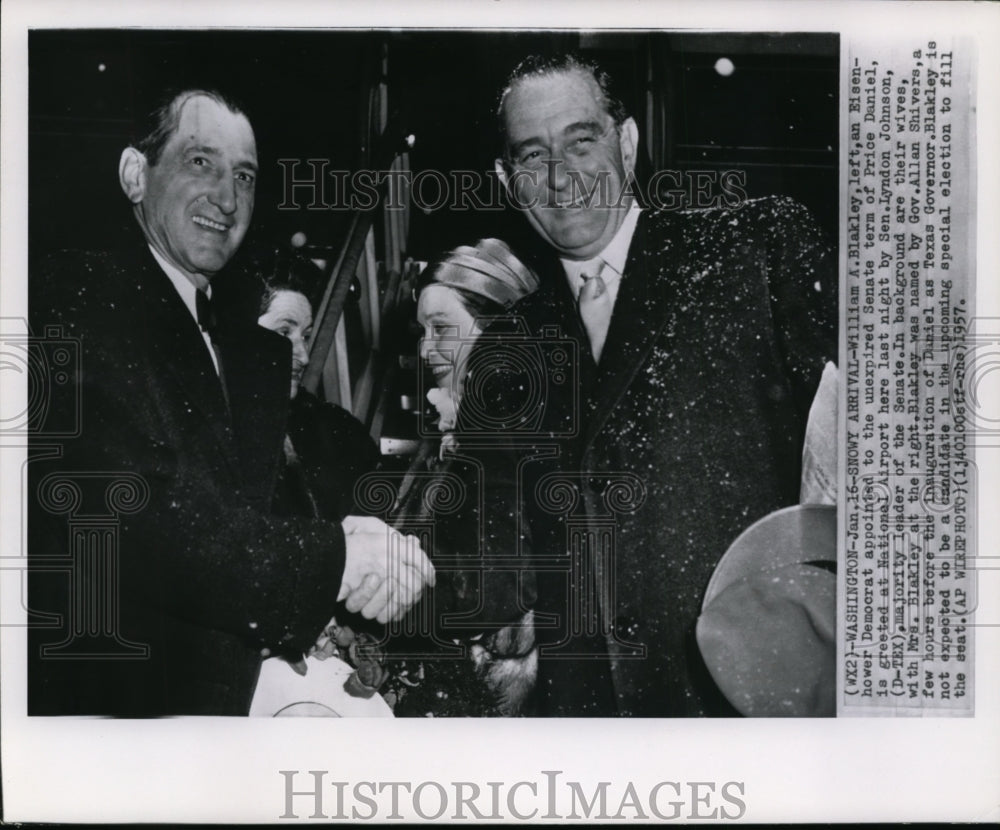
577;262;612;363
196;289;230;409
195;288;218;336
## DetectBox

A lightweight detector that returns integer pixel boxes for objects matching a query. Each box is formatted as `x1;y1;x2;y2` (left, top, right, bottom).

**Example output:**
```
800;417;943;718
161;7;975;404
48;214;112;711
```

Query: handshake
337;515;435;624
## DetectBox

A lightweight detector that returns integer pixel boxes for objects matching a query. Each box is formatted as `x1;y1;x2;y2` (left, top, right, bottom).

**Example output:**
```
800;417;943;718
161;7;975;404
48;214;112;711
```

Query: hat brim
696;504;837;717
702;504;835;609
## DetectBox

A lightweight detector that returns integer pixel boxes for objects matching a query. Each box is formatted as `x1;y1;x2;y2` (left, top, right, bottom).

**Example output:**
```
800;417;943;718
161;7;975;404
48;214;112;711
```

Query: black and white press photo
24;27;840;720
2;1;997;824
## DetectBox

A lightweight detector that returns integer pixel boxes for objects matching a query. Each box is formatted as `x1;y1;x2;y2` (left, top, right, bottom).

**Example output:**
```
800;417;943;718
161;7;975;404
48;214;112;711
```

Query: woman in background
255;250;380;522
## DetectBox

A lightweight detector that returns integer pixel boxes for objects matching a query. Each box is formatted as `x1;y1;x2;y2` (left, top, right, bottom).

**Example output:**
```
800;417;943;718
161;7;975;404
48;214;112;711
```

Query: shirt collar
147;244;211;324
559;201;642;282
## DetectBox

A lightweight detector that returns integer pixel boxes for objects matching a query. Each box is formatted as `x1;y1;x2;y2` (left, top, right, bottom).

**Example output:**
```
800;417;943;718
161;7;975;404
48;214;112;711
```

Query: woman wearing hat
388;238;541;717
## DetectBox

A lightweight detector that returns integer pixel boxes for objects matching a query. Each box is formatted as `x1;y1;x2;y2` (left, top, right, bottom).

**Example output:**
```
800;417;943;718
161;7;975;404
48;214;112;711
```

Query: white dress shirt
560;202;642;357
560;201;642;310
148;244;221;375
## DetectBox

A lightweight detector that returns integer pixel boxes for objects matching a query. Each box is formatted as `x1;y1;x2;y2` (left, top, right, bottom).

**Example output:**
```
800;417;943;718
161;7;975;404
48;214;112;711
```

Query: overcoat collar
126;240;291;503
130;243;237;456
580;210;682;453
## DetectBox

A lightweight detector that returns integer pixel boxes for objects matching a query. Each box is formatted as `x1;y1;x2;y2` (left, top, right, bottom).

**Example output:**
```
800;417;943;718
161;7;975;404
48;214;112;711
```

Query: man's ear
119;147;147;204
494;157;510;192
619;116;639;175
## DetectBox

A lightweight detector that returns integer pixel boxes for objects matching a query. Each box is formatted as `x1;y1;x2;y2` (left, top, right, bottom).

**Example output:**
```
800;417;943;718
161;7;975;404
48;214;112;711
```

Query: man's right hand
337;516;435;624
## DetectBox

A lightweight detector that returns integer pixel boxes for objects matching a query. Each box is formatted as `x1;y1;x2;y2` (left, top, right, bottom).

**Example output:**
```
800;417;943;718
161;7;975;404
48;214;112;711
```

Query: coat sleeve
290;392;381;521
30;253;346;653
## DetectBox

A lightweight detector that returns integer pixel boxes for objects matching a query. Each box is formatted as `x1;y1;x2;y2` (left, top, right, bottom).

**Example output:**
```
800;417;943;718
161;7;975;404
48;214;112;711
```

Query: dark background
29;30;839;264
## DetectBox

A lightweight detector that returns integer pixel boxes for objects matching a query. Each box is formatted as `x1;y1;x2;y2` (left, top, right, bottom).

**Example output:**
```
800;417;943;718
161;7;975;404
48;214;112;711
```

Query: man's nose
211;172;238;215
418;337;431;362
546;156;571;193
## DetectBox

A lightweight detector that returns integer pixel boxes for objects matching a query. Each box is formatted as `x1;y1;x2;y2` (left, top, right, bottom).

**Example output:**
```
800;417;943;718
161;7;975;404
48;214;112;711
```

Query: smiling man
121;91;259;289
497;63;638;263
465;54;838;716
28;89;433;716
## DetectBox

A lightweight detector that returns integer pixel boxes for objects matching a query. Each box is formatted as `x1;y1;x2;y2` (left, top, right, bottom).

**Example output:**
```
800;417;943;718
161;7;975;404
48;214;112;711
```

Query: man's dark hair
133;88;249;167
496;53;628;137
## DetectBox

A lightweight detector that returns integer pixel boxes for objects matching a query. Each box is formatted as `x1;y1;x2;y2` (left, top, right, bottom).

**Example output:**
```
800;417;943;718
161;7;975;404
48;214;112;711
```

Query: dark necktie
195;289;230;409
196;288;220;337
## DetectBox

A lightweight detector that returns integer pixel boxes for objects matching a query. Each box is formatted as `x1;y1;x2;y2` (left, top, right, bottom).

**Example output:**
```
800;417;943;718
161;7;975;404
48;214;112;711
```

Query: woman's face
257;289;313;398
417;283;483;394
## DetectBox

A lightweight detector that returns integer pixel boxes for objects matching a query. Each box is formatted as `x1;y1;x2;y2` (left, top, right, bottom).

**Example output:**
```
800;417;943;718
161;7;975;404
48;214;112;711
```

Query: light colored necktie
577;262;612;363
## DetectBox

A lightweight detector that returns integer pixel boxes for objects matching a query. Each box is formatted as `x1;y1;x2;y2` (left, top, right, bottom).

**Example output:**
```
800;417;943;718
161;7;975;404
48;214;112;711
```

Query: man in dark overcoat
28;89;433;716
458;54;837;716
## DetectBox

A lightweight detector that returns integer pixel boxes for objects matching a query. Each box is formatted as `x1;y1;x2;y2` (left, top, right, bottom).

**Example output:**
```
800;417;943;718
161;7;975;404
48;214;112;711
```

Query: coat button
248;621;258;630
260;648;271;657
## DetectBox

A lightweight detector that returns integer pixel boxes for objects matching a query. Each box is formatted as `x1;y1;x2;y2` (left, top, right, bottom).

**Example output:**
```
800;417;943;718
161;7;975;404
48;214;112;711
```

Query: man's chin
530;216;618;260
543;232;611;260
187;249;236;276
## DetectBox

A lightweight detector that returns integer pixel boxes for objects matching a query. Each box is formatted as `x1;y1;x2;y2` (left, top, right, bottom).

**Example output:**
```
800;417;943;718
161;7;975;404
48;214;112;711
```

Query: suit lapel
581;212;682;453
134;246;240;473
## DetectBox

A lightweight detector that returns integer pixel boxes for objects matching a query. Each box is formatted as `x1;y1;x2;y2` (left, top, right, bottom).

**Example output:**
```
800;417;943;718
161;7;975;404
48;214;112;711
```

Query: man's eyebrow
185;144;258;172
507;119;609;157
185;144;221;158
508;135;544;159
562;119;606;137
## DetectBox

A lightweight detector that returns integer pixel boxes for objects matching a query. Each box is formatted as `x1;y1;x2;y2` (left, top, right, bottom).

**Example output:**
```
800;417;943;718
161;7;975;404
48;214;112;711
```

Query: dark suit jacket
28;239;346;716
460;196;837;716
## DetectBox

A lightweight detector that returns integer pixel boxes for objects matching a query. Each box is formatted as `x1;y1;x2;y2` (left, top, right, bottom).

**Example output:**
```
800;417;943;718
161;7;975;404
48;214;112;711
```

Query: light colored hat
696;504;836;717
428;238;539;309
